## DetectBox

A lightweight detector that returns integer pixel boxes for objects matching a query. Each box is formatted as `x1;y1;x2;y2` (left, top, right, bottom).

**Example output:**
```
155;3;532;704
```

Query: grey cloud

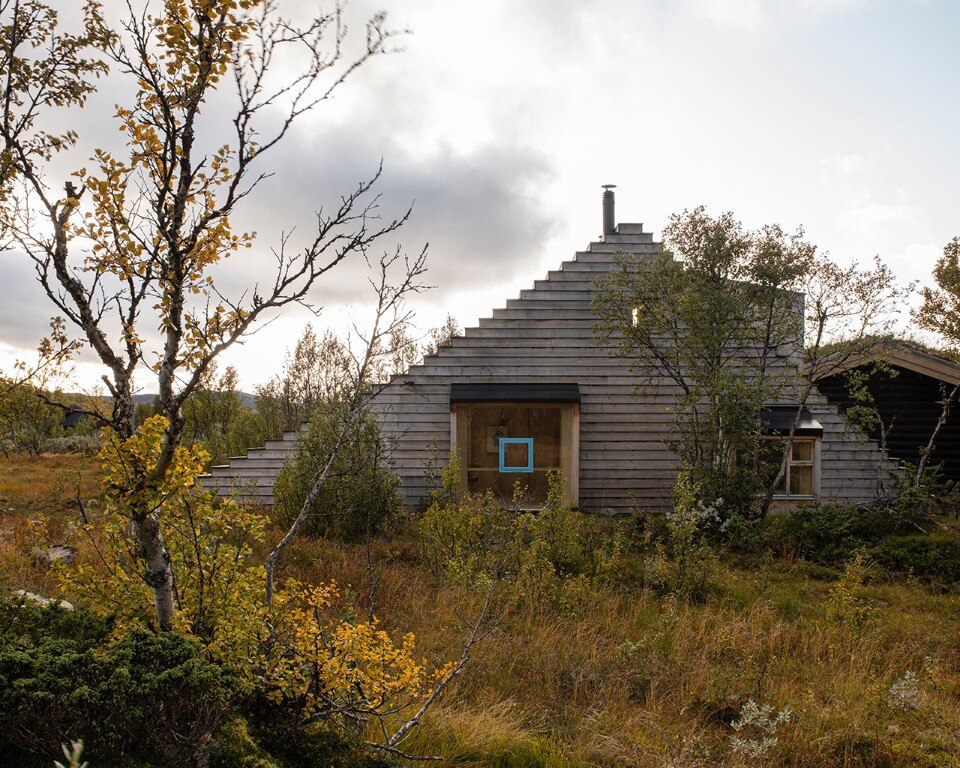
0;88;556;358
0;253;54;350
0;0;558;357
207;118;556;312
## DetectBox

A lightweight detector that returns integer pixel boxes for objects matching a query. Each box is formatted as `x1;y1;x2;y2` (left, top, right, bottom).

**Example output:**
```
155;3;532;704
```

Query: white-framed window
761;437;820;498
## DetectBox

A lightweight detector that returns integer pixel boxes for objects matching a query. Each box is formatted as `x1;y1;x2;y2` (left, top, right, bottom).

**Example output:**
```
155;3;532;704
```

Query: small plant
729;699;792;762
827;551;876;631
419;468;587;605
888;670;920;712
652;474;720;601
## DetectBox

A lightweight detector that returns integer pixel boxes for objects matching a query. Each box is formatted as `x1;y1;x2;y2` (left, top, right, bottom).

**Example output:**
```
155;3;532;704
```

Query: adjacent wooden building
816;342;960;483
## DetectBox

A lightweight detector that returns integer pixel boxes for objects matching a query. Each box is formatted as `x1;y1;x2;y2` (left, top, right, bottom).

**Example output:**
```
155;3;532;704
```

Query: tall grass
3;454;959;767
275;530;960;767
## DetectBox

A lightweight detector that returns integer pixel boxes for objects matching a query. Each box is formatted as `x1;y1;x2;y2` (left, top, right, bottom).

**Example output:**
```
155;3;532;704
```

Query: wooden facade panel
369;233;901;512
205;230;901;514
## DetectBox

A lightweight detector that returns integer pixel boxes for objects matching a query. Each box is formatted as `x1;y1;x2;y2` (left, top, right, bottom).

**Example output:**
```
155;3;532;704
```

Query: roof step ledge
589;238;654;252
600;233;654;245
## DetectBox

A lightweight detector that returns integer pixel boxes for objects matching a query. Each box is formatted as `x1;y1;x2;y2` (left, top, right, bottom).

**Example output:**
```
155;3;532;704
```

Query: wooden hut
204;200;906;513
816;342;960;483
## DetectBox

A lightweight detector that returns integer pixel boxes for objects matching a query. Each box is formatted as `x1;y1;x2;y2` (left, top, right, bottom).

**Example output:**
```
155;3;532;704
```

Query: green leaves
917;237;960;347
593;207;813;514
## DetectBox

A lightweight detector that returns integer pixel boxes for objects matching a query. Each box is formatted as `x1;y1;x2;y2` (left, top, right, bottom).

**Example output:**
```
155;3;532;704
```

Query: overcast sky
1;0;958;392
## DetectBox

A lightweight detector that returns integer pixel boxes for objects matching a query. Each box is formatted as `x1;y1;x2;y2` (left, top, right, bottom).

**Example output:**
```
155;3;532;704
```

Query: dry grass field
2;453;960;768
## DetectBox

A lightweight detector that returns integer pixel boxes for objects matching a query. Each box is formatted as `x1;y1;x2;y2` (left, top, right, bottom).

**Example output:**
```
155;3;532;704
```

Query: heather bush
42;434;102;455
765;501;925;565
729;699;792;762
0;598;237;768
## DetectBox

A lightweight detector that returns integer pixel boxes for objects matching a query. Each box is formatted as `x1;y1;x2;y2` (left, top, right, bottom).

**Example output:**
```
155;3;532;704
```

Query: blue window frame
498;437;534;473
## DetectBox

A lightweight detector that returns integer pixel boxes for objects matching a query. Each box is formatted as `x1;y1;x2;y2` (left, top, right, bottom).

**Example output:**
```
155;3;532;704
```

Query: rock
11;589;74;611
32;544;78;566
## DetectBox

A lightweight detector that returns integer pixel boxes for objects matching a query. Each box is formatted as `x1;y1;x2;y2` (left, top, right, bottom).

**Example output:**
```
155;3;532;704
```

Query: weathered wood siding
808;389;900;504
203;224;901;512
372;226;899;512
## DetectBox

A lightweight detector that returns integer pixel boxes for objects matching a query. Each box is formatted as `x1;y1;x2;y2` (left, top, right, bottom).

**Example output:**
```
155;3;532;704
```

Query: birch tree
0;0;412;629
594;208;812;512
594;207;905;517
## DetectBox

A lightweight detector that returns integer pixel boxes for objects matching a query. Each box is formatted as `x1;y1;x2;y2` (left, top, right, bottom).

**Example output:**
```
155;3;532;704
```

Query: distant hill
132;392;258;409
64;392;259;409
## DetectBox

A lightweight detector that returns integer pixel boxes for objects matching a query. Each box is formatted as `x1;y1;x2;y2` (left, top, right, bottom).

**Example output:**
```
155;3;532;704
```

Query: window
499;437;534;473
760;437;819;498
453;402;578;507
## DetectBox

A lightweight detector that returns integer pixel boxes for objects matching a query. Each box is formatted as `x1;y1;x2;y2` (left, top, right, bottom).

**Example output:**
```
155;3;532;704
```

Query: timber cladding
818;365;960;483
201;227;901;511
371;228;900;514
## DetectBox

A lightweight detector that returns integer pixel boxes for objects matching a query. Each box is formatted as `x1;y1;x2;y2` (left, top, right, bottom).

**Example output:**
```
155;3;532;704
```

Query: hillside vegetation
2;454;959;768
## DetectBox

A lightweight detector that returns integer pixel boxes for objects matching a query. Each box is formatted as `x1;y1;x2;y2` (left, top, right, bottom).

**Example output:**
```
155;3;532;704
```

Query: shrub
764;503;863;563
65;417;269;664
274;405;402;541
765;502;925;565
870;533;960;588
251;722;395;768
826;552;876;631
208;718;282;768
42;434;102;455
644;474;720;602
62;416;445;751
0;598;238;768
419;468;586;602
893;461;959;521
729;699;792;761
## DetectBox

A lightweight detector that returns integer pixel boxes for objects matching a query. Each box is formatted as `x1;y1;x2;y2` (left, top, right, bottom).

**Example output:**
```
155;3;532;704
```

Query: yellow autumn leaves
64;414;444;725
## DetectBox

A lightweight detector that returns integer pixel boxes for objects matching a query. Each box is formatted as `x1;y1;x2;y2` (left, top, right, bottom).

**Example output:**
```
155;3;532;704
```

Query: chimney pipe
602;184;616;236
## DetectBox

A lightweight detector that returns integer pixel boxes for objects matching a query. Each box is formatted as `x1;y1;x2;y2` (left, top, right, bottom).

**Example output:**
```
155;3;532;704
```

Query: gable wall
201;228;901;511
372;229;900;513
374;233;674;512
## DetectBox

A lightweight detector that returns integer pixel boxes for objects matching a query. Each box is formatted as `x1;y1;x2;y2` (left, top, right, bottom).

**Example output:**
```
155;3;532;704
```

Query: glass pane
792;440;813;462
459;403;570;505
502;441;531;470
790;465;813;495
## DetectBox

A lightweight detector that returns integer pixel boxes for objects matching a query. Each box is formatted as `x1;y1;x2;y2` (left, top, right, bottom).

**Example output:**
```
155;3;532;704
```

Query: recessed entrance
451;391;579;507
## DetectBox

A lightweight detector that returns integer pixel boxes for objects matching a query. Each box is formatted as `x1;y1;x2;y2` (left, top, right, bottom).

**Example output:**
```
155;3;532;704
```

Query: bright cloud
1;0;958;388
